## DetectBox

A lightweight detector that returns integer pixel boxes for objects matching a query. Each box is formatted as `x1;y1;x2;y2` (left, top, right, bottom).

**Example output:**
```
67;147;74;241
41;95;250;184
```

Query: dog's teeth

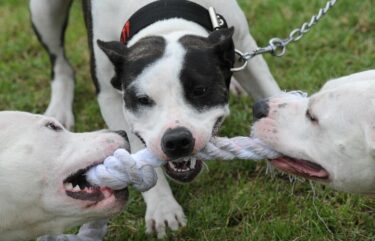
64;183;73;190
73;186;80;192
169;162;177;171
190;159;196;168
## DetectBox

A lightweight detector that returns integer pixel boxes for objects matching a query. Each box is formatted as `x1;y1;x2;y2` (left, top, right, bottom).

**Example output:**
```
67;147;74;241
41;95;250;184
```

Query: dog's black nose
253;99;269;121
161;127;195;159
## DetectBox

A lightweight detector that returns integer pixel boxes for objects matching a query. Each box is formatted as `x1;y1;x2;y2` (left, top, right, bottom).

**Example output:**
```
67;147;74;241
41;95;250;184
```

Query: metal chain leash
231;0;337;72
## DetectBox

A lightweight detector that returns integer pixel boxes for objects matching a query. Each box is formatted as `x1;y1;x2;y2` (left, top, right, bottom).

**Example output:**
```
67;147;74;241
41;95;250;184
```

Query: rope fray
85;136;280;192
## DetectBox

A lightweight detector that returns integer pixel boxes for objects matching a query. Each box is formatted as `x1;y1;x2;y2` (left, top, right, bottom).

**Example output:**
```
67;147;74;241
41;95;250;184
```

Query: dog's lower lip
270;156;330;180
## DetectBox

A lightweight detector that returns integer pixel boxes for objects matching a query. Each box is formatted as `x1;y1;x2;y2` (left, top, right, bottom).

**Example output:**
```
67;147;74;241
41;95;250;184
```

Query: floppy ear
208;27;235;67
97;40;127;67
97;40;127;90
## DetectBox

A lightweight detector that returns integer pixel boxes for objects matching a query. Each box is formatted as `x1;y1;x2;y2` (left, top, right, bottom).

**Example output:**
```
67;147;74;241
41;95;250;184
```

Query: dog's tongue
271;157;329;179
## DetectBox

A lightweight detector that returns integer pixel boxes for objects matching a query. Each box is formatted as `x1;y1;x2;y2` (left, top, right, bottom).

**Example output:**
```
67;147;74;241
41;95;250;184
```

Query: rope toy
85;136;280;192
38;136;279;241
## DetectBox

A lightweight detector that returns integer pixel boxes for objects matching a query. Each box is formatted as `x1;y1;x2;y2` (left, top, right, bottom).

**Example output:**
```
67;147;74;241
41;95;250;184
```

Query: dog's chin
163;157;204;183
269;156;330;181
62;162;128;208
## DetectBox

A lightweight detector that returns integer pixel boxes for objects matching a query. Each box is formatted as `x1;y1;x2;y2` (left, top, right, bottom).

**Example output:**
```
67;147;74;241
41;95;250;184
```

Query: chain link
231;0;337;72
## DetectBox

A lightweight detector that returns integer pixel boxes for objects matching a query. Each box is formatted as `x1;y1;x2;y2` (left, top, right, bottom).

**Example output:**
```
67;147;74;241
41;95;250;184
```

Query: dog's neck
127;19;209;47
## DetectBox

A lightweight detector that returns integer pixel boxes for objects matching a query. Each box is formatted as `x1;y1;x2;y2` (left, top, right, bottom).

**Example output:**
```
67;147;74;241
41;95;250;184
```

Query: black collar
120;0;228;44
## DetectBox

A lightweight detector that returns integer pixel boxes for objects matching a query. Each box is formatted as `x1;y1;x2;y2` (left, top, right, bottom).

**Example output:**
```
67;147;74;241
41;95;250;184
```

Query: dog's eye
46;122;63;132
306;109;318;123
193;86;207;97
137;95;154;106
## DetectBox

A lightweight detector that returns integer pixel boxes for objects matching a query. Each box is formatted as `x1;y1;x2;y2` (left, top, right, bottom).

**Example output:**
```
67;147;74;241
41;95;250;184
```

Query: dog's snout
253;99;269;121
161;127;195;159
113;130;129;144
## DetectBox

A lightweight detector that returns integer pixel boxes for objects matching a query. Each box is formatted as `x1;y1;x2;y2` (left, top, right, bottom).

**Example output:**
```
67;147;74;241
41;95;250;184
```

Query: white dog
0;111;131;241
29;0;280;237
252;70;375;196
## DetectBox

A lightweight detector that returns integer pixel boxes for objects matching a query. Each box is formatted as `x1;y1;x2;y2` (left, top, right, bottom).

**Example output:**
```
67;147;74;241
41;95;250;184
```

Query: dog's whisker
202;161;210;173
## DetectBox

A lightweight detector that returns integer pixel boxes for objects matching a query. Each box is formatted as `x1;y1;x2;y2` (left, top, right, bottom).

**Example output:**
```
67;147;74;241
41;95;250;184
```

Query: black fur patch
179;28;235;111
121;37;166;89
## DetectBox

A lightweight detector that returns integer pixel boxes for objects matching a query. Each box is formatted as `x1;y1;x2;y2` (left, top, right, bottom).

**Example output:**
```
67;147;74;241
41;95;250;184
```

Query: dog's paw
45;102;74;130
145;197;187;239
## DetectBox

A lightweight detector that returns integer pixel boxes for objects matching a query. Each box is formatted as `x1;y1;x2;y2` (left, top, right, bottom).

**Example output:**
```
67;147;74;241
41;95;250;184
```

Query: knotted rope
85;136;279;192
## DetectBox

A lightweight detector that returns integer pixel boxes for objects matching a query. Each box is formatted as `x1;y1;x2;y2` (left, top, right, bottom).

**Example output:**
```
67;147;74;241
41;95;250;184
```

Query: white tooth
65;183;73;190
169;162;177;171
190;159;196;168
73;186;80;192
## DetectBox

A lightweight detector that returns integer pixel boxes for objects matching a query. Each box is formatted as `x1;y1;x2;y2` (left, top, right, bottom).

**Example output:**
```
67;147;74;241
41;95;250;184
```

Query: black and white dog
30;0;280;237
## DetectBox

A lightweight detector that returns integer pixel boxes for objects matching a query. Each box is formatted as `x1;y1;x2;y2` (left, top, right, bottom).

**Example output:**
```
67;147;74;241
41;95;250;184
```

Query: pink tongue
271;157;329;179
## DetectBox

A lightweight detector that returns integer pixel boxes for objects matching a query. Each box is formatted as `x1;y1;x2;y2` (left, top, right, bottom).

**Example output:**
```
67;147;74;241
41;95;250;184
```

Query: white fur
0;112;127;241
253;70;375;196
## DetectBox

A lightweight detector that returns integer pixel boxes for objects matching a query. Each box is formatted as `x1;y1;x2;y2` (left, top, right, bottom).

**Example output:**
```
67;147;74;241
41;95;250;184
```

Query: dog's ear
97;40;127;67
97;40;127;90
208;27;235;67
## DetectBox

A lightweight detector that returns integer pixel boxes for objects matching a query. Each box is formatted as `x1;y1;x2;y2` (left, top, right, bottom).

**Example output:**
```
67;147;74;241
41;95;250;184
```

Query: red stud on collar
120;21;131;44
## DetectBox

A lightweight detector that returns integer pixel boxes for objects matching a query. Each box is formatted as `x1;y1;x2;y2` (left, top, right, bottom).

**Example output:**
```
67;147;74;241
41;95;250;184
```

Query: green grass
0;0;374;240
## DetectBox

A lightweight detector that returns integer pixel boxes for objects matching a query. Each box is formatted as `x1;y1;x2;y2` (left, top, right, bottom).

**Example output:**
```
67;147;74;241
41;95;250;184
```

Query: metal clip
209;7;222;30
231;49;249;72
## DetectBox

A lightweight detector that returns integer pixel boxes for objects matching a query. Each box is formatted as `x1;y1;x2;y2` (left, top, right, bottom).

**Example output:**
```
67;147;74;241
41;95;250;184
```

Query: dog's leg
143;167;187;238
233;31;281;100
30;0;75;129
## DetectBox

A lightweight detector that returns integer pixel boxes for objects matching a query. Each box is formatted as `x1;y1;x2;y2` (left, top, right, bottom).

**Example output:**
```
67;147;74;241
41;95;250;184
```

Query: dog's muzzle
161;127;195;159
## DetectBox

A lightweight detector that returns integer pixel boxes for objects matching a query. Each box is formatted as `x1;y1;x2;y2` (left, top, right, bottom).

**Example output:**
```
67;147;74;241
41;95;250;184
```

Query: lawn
0;0;374;240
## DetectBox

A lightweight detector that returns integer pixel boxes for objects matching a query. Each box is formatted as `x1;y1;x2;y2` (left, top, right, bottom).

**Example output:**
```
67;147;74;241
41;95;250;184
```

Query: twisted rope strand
85;136;279;192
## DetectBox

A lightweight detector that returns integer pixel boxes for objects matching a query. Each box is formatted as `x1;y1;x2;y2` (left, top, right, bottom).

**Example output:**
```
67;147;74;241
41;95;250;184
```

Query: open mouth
135;117;225;184
270;156;329;180
163;157;203;183
63;165;128;203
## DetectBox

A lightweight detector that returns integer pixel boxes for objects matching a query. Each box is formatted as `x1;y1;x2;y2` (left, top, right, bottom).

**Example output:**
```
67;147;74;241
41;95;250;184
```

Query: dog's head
98;28;234;182
252;72;375;196
0;112;128;236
